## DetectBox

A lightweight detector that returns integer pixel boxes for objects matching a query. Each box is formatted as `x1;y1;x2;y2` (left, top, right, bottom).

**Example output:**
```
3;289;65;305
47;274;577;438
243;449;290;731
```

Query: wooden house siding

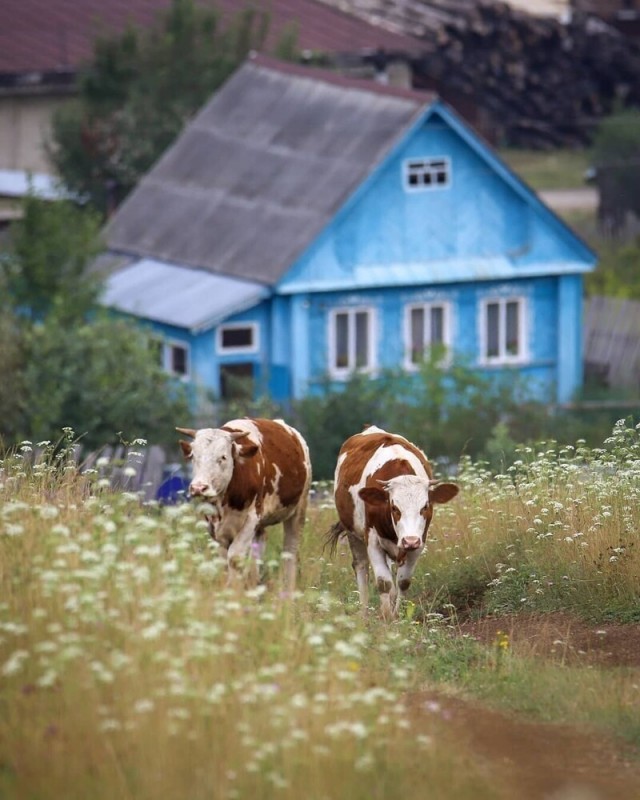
100;57;596;408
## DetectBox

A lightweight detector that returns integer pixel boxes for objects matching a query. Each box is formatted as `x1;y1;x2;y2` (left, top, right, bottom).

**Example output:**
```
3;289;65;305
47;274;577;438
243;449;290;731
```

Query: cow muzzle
189;481;218;500
399;536;422;552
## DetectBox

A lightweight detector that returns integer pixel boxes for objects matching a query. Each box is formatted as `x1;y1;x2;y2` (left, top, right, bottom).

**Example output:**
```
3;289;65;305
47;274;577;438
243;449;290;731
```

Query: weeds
1;420;640;797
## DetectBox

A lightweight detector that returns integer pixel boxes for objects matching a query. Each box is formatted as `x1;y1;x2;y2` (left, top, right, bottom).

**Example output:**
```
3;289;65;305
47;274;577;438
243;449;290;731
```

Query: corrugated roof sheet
0;0;425;75
100;258;270;331
106;56;432;284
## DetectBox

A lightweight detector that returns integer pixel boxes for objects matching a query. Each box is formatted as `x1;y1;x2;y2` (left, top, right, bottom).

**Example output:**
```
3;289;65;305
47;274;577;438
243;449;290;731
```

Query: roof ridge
248;53;434;105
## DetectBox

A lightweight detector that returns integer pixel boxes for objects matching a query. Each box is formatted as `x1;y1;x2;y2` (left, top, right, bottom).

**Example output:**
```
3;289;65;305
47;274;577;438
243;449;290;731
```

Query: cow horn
228;430;249;442
176;427;196;438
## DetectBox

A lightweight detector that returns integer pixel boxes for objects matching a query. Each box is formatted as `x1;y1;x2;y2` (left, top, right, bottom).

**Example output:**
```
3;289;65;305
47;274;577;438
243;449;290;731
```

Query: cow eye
391;504;400;516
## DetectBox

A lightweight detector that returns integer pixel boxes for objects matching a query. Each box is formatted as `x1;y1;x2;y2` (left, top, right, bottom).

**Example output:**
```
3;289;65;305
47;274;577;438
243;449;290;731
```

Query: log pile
334;0;640;147
414;2;640;147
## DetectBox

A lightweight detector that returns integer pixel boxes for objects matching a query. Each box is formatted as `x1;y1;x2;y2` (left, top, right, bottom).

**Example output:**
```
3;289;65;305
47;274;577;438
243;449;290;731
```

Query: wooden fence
79;444;187;502
584;296;640;391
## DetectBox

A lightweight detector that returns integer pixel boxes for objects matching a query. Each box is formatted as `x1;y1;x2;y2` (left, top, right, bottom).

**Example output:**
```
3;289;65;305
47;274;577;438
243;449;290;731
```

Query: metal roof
0;0;425;76
105;55;433;285
100;258;270;332
0;170;68;200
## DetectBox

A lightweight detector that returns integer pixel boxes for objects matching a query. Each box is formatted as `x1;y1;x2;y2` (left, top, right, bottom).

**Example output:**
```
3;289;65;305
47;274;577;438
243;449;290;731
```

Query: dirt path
413;689;640;800
459;613;640;668
539;188;597;212
407;614;640;799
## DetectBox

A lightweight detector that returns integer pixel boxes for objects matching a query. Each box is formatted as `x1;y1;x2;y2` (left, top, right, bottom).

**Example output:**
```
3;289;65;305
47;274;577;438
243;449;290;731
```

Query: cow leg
282;503;305;593
367;532;395;621
395;548;422;615
347;532;370;612
226;514;260;587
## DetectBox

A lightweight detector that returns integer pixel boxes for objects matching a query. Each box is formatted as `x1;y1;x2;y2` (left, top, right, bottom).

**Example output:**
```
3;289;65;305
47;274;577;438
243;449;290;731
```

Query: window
330;308;374;376
405;302;450;368
153;338;190;378
220;363;254;401
481;297;526;364
217;323;258;354
404;157;450;191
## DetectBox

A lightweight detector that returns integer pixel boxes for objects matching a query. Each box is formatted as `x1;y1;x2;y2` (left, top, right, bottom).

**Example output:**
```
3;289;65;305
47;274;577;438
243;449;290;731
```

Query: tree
592;108;640;236
0;195;190;450
21;313;190;450
48;0;295;214
1;193;102;322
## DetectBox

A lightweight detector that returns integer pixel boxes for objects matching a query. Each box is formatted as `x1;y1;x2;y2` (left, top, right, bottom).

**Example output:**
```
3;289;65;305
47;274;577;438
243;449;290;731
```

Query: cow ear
358;487;387;507
179;440;193;460
238;443;259;459
430;482;459;504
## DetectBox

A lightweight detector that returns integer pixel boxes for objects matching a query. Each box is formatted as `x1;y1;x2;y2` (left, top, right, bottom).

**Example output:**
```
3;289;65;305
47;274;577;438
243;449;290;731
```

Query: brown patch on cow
335;430;433;536
222;420;308;512
430;482;459;504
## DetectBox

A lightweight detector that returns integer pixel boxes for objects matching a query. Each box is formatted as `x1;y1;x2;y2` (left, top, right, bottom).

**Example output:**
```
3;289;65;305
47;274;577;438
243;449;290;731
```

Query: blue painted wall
138;104;594;407
273;104;594;404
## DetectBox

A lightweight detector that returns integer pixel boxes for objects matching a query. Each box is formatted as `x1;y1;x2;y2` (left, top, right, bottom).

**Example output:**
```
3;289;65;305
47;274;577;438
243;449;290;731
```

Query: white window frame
216;322;259;355
328;307;376;379
479;296;527;365
404;301;452;370
164;339;190;379
403;156;451;192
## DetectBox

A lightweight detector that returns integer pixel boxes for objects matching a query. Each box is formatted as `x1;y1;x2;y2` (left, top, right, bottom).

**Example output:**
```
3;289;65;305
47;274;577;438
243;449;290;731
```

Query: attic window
404;157;450;191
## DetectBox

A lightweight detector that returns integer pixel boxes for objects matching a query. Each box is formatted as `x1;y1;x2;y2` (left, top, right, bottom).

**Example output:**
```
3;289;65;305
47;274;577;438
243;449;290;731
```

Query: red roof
0;0;426;76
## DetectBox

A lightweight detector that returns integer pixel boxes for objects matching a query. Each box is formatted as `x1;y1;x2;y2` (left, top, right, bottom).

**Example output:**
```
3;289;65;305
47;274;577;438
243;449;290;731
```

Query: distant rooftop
105;55;435;285
0;0;425;79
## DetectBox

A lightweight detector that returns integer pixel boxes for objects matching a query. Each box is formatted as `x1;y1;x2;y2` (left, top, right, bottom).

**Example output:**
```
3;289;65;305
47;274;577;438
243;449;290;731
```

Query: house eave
276;259;596;294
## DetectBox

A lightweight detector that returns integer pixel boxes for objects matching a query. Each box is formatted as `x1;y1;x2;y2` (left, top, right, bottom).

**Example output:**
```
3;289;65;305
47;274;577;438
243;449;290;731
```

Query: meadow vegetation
1;421;640;797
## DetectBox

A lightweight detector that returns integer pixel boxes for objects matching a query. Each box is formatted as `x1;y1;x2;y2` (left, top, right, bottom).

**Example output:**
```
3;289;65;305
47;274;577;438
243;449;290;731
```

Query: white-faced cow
329;425;458;619
177;418;311;590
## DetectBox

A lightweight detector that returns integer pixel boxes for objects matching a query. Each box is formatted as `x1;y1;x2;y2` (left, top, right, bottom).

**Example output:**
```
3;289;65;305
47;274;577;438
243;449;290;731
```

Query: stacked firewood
334;0;640;147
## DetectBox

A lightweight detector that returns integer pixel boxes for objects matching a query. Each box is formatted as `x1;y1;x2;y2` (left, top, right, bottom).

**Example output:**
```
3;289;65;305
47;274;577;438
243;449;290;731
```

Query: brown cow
177;418;311;590
328;425;458;619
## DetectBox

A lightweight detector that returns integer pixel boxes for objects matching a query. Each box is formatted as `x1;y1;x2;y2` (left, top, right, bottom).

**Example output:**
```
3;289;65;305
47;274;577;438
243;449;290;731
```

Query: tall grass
2;421;640;797
0;440;496;800
404;420;640;623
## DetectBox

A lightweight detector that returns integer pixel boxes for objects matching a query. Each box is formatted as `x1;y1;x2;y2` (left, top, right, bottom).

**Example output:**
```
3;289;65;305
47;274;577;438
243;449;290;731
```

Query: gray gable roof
105;55;433;285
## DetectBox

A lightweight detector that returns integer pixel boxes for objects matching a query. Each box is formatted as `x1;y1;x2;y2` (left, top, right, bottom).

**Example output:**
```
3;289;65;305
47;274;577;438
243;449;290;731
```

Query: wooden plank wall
584;296;640;390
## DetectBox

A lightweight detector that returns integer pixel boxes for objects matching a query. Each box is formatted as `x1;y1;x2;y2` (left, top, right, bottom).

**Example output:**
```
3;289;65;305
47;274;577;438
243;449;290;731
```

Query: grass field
1;422;640;798
499;147;591;190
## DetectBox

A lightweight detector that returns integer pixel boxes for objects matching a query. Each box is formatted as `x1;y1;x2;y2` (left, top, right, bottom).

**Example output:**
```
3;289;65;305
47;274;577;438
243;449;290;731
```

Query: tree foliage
48;0;295;213
2;193;102;322
0;195;189;450
292;351;617;480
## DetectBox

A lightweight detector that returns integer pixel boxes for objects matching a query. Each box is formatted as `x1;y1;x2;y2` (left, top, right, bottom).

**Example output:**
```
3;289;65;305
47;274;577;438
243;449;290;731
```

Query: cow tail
324;520;347;558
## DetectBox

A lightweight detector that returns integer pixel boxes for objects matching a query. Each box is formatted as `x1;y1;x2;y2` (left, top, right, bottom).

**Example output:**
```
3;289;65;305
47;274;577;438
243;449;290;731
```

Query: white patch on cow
384;474;430;547
360;425;387;436
189;428;236;498
349;444;430;536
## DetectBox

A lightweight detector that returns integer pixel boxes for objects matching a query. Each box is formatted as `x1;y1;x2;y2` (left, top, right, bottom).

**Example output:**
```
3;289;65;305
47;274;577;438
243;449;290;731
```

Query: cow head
359;474;458;554
176;426;259;500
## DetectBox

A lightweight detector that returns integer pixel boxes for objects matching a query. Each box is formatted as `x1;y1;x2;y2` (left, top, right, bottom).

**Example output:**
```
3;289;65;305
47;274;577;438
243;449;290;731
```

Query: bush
293;355;619;480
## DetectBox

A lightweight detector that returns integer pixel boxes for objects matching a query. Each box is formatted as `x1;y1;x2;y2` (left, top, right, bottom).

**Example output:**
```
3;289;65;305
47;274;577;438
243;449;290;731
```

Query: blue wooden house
101;54;596;407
